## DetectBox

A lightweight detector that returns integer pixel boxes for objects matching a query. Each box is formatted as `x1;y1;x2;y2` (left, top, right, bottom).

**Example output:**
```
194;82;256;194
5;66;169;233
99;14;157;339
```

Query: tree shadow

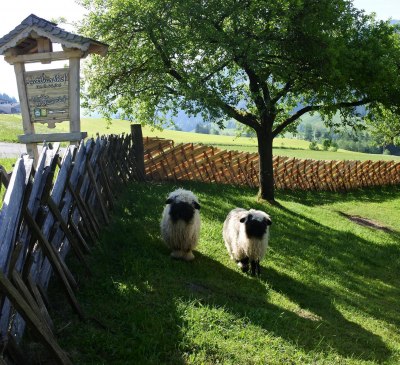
182;252;391;362
276;185;400;207
272;202;400;327
54;181;396;364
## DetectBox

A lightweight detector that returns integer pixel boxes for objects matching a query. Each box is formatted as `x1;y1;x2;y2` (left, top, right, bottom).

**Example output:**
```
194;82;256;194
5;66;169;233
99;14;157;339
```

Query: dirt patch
295;308;322;321
338;212;393;233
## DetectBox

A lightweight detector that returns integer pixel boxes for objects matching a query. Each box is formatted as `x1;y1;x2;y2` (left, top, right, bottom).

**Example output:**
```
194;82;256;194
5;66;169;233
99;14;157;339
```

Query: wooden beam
18;132;87;144
5;50;85;65
13;62;38;161
69;57;81;133
131;124;145;181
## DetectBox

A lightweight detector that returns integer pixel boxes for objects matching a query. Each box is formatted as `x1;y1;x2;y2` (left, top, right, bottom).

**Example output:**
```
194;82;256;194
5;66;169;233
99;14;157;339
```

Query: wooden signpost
0;14;108;163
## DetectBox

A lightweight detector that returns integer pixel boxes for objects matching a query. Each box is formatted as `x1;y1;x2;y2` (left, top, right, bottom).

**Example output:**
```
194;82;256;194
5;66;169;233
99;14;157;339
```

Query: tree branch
218;102;259;129
242;64;268;118
270;80;294;105
148;30;186;83
272;98;371;137
201;61;230;83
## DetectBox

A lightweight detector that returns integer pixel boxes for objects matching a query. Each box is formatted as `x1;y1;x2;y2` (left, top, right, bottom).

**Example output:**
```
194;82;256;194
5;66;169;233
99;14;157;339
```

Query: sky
0;0;399;100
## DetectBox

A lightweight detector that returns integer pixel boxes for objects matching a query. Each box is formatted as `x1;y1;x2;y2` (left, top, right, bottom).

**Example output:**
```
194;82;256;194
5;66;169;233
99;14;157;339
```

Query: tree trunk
256;124;275;203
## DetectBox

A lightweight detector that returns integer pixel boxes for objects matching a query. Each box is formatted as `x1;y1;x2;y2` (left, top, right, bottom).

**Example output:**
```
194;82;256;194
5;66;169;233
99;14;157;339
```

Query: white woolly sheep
160;189;201;261
223;208;272;276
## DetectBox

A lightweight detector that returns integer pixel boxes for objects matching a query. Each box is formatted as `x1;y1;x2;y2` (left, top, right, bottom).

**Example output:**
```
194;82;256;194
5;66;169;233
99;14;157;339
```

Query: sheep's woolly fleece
223;208;271;274
160;189;201;261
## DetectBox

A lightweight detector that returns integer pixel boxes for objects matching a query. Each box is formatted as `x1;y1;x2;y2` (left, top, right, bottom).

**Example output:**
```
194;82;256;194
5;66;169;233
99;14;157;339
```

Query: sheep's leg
250;260;261;276
170;250;185;259
183;250;195;261
250;260;257;276
237;257;249;273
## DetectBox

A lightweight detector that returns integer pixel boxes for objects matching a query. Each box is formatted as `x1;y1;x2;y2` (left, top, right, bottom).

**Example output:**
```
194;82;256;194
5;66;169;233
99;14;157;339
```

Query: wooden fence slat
142;137;400;191
24;209;84;320
0;271;73;365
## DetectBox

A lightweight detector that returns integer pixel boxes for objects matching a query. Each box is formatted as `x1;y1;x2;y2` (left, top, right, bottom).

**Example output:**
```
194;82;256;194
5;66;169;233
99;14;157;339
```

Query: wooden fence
0;133;138;364
0;130;399;363
143;138;400;191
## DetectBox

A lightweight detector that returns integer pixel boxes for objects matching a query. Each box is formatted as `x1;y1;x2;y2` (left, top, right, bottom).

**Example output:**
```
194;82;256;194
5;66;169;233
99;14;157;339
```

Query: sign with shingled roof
0;14;108;162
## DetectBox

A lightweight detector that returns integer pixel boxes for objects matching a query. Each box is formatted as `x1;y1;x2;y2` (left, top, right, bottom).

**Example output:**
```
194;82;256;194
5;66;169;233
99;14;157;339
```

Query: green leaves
78;0;400;199
78;0;400;132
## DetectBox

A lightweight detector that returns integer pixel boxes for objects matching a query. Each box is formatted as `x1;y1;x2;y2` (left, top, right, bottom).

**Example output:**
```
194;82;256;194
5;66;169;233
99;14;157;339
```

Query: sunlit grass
52;181;400;365
1;114;399;161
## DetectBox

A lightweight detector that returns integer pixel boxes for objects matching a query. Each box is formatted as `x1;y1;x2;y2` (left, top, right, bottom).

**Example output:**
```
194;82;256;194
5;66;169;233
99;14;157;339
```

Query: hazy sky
0;0;399;99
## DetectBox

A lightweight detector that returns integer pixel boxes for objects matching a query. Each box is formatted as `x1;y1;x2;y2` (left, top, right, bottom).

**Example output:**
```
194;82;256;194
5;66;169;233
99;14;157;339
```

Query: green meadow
1;114;399;162
47;181;400;365
1;114;399;364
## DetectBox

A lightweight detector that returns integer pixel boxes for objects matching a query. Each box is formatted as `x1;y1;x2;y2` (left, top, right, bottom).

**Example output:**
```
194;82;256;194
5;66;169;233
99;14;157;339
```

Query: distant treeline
0;93;18;103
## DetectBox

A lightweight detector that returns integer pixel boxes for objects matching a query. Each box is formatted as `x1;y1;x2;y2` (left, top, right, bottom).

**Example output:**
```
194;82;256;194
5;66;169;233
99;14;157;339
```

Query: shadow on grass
276;184;400;207
56;181;397;364
184;253;391;362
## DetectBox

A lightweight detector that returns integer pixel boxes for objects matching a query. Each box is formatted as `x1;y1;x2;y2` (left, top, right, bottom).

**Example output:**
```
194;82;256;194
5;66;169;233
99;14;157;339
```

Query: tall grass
48;181;400;365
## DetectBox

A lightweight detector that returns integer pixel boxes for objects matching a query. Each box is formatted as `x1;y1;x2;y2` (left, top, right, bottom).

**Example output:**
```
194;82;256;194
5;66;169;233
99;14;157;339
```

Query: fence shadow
53;180;396;363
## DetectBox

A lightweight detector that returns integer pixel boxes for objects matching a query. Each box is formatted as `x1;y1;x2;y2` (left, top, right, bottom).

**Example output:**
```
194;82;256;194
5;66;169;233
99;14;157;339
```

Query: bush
383;148;391;155
322;139;331;151
309;141;319;150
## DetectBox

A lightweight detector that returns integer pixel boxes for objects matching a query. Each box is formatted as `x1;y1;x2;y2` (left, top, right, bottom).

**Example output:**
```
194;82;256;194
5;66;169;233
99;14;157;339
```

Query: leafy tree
314;128;322;141
0;93;17;103
366;103;400;149
309;141;319;151
304;123;314;142
195;123;211;134
79;0;400;202
322;139;331;151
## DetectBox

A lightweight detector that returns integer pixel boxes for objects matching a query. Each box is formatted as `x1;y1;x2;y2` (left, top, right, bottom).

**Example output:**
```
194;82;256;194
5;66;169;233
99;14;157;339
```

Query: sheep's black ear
193;202;201;210
265;218;272;226
239;217;247;223
166;198;173;204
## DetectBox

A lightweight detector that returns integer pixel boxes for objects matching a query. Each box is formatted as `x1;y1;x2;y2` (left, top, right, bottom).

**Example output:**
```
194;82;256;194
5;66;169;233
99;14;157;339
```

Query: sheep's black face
168;201;195;223
241;214;272;239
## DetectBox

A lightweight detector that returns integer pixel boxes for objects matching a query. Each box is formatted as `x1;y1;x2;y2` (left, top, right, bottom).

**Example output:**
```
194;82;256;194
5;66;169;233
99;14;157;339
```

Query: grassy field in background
1;114;400;162
0;158;15;202
48;180;400;365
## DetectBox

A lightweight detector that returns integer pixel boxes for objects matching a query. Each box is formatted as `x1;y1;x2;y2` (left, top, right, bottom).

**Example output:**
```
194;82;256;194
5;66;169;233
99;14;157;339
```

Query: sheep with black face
223;208;272;276
160;189;201;261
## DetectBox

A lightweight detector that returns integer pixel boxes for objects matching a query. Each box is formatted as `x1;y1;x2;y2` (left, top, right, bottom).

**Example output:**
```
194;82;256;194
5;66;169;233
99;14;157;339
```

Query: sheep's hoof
170;250;185;260
237;258;249;273
183;251;195;261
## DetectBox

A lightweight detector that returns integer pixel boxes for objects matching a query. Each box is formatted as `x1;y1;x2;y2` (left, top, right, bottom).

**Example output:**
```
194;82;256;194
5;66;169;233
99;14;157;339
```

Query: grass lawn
0;157;16;203
49;181;400;365
1;114;399;162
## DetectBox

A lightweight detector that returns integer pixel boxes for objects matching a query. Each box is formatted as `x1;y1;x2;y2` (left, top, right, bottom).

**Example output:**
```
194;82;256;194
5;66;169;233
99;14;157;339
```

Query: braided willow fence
143;138;400;191
0;130;398;363
0;133;138;364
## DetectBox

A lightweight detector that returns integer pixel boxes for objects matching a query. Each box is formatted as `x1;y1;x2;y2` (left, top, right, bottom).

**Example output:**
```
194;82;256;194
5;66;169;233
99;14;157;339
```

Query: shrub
322;139;331;151
309;141;319;150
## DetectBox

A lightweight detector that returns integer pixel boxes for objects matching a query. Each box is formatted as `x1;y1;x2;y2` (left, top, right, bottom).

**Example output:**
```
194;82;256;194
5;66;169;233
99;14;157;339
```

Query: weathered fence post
131;124;146;181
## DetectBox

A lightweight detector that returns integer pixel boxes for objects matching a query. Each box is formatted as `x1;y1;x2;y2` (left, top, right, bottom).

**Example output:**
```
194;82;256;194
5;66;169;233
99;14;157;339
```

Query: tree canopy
79;0;400;201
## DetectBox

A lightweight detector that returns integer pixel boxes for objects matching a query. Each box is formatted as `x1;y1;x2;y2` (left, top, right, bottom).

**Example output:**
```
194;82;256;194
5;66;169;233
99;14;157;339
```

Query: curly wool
223;208;271;275
160;189;201;259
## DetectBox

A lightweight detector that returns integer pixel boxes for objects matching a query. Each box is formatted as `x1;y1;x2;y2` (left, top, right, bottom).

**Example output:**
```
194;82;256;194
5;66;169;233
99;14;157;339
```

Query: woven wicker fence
0;133;138;364
143;137;400;191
